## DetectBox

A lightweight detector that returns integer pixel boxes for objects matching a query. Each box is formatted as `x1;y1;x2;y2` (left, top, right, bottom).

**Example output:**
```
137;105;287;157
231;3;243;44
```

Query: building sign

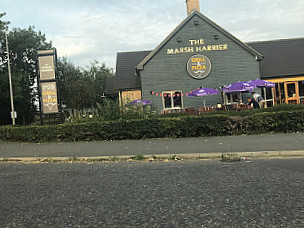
167;38;228;55
40;82;59;114
37;49;59;117
187;54;211;79
38;55;55;80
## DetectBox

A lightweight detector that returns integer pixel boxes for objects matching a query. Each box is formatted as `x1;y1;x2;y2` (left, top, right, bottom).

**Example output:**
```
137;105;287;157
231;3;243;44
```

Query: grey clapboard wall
137;11;261;111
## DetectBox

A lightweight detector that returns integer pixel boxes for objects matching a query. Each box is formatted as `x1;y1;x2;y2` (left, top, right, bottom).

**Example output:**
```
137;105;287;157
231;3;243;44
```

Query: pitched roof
247;38;304;79
136;10;263;70
105;76;116;95
115;50;151;90
115;38;304;90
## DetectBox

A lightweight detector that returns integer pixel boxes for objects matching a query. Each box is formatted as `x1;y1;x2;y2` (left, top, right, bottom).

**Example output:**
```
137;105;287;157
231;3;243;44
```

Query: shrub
0;109;303;143
133;154;145;161
96;99;155;121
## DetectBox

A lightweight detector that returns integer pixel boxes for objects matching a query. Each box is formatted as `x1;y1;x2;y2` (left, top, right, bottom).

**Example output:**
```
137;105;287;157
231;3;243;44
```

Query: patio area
162;103;252;115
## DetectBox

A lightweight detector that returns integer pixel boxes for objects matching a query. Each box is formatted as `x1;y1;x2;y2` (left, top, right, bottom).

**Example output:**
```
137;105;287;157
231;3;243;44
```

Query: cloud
49;1;184;68
48;35;88;56
205;0;304;41
2;0;304;69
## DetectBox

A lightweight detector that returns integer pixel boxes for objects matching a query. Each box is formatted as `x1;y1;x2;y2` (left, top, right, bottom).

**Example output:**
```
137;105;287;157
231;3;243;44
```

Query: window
299;81;304;104
231;93;239;103
224;92;242;105
224;93;231;105
298;81;304;97
265;87;273;100
286;83;296;98
262;87;274;107
274;82;285;104
162;91;182;109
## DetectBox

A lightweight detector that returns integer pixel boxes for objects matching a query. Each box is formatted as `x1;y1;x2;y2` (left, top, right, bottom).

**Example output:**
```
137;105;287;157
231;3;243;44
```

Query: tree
0;12;113;124
57;57;83;110
0;13;11;125
0;12;9;37
57;58;113;117
82;60;113;106
0;21;52;125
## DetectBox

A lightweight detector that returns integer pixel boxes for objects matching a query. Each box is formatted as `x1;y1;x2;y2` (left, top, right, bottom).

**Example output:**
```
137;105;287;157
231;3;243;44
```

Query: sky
1;0;304;70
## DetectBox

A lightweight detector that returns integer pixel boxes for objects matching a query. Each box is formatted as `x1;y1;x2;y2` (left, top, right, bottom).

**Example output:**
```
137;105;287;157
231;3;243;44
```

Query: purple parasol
125;99;152;107
222;81;254;93
188;88;220;107
188;88;219;97
247;79;275;88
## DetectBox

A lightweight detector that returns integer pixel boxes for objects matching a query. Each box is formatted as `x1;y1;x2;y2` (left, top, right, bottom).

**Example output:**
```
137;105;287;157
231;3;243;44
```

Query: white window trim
223;92;242;105
298;81;304;102
162;90;183;110
263;87;275;107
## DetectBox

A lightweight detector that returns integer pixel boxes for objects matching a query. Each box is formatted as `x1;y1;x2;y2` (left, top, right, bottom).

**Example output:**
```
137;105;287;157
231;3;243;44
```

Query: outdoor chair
184;107;197;115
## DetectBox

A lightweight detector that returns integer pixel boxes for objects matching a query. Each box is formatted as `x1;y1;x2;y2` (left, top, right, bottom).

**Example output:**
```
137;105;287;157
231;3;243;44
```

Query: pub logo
187;54;211;79
41;82;59;114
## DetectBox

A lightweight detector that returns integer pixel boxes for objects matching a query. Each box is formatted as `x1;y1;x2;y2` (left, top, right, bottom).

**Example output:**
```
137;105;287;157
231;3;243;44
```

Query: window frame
162;90;183;110
262;87;275;108
298;81;304;104
223;92;242;105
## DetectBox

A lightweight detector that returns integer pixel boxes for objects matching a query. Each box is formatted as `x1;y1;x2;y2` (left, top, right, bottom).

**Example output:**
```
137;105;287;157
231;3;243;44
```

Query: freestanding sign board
38;55;56;80
40;82;59;114
37;49;59;117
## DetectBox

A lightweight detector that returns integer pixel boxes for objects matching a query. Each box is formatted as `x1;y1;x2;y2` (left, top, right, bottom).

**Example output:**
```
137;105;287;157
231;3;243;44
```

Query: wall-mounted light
214;35;219;40
194;20;199;25
177;37;182;42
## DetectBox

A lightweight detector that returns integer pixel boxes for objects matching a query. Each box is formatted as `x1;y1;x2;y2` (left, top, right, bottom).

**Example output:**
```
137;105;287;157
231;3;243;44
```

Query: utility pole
5;33;15;125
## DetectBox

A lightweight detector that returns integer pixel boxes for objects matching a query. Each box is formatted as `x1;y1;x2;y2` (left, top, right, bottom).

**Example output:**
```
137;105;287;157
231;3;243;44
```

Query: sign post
6;34;16;125
37;49;59;125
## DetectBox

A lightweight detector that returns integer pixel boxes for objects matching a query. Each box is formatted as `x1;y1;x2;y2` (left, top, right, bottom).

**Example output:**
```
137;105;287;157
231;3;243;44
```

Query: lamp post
5;33;15;125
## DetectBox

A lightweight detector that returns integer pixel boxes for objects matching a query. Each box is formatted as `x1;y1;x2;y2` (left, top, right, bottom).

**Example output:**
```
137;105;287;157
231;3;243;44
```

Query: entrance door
284;82;299;104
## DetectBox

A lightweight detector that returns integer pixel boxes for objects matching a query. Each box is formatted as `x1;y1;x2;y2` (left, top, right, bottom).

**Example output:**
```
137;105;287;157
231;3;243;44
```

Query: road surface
1;159;304;227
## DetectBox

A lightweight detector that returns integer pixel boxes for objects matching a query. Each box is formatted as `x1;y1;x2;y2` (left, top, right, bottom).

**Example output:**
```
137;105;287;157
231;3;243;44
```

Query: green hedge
0;109;304;142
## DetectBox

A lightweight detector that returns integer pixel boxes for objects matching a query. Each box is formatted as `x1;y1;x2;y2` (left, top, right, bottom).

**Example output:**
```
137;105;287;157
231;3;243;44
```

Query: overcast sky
2;0;304;70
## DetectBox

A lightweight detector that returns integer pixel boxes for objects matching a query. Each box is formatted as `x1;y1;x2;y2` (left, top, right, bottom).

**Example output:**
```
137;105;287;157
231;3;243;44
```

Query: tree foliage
0;12;9;38
0;13;11;124
0;13;114;125
0;13;52;125
57;58;113;112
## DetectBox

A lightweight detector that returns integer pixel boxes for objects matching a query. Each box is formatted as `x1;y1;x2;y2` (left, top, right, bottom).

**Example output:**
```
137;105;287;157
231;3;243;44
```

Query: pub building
114;0;304;112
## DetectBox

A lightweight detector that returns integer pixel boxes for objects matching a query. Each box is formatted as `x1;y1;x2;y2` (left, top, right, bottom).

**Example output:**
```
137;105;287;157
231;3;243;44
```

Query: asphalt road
1;159;304;227
0;132;304;158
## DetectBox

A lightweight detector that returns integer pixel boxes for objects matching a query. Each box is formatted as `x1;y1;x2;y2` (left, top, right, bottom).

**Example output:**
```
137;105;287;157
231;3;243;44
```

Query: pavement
0;132;304;162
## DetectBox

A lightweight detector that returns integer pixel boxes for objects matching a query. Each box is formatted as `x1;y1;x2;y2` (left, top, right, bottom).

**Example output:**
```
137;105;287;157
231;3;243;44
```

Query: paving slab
0;133;303;160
